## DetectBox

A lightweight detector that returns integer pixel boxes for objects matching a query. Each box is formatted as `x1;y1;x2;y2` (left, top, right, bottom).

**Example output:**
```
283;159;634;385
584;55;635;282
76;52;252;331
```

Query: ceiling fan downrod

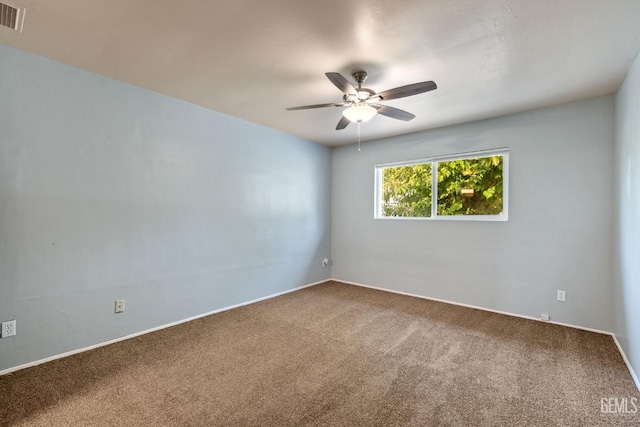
352;71;368;88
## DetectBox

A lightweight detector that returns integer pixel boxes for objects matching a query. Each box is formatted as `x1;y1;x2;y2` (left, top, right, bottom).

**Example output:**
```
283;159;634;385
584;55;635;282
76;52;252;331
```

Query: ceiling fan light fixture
343;104;377;123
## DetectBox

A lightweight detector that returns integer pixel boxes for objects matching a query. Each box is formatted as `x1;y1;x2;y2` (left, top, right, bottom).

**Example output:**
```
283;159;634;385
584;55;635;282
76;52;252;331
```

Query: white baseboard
0;279;330;377
332;278;640;392
5;277;639;393
612;334;640;393
332;278;611;334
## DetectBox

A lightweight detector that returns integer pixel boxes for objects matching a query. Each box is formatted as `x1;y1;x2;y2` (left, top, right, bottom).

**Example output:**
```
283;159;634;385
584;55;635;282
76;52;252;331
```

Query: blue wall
332;96;615;331
0;44;332;371
614;50;640;386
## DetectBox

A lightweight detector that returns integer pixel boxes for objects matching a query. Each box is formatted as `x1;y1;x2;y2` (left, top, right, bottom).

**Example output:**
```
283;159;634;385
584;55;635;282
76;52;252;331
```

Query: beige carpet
1;281;639;426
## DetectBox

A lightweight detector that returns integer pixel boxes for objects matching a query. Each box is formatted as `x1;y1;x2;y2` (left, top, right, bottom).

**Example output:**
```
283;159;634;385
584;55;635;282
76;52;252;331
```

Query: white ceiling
1;0;640;146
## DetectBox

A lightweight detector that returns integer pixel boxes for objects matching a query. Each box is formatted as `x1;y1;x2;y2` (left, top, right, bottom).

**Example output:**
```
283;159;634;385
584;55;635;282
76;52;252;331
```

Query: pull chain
357;122;361;152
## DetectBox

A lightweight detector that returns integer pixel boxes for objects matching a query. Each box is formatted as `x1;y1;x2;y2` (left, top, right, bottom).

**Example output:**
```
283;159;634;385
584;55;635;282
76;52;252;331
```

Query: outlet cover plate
115;299;125;313
1;319;16;338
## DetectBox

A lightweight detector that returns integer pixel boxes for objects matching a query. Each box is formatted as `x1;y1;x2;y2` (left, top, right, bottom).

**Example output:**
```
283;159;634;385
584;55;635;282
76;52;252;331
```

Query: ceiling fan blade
336;115;350;130
378;81;437;101
375;105;416;121
326;72;357;95
286;102;345;111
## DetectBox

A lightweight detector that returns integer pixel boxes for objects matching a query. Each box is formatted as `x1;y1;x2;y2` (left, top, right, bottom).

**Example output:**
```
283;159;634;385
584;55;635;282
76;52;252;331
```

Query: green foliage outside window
381;155;504;217
382;164;432;217
437;156;503;216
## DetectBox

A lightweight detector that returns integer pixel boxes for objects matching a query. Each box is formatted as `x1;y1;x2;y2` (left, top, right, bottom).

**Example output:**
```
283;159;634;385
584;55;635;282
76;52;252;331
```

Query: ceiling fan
286;71;437;130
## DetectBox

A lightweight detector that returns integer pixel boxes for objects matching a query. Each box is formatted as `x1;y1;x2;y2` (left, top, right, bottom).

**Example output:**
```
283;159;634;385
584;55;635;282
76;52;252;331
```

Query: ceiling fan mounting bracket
352;71;368;86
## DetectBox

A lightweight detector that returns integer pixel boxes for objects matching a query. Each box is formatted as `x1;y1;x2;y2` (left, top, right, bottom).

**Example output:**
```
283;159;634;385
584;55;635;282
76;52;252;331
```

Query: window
375;149;508;221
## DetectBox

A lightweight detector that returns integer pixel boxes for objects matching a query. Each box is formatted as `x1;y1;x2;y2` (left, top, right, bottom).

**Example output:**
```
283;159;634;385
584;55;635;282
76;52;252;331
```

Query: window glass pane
437;155;503;216
382;163;432;217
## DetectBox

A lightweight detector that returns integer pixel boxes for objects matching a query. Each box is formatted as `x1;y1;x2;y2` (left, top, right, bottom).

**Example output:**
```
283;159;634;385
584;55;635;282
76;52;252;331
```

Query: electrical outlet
557;290;566;302
322;258;329;267
115;299;125;313
541;313;550;322
1;319;16;338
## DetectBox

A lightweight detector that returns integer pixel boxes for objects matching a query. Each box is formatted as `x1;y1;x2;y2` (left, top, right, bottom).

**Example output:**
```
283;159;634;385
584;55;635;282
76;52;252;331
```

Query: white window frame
374;148;509;221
